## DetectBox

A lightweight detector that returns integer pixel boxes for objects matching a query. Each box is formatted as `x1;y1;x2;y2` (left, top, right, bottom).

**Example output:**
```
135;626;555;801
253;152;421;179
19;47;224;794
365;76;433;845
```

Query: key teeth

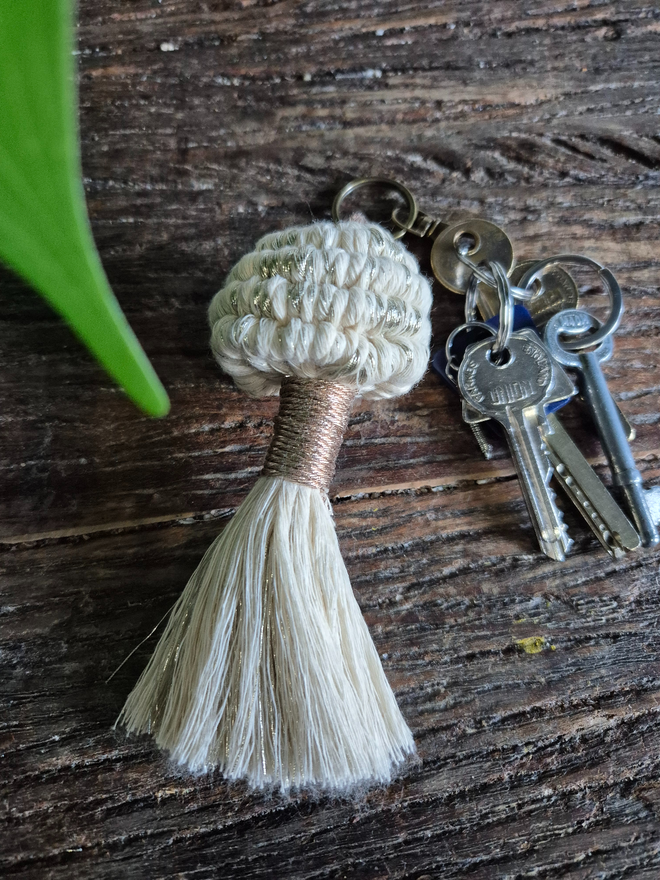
522;430;572;558
545;434;636;557
543;459;555;490
563;472;626;555
539;439;556;489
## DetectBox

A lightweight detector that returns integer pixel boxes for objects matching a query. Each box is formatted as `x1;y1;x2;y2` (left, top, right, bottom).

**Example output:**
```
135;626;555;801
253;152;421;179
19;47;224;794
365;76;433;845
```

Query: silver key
545;309;659;548
458;328;575;560
542;414;640;558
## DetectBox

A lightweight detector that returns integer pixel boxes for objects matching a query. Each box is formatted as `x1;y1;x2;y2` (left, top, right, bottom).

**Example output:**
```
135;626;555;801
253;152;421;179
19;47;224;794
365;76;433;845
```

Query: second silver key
545;308;659;548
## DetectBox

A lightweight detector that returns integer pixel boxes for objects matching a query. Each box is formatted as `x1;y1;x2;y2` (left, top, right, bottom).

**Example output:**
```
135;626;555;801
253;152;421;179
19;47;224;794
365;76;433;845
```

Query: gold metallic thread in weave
262;378;355;493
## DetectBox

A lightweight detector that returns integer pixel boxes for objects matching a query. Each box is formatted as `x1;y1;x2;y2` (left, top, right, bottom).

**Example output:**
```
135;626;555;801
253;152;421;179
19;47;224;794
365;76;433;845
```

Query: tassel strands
118;221;432;791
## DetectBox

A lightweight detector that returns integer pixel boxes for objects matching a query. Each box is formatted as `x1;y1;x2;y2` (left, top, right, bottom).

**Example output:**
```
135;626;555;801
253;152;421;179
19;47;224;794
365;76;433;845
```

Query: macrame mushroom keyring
119;219;432;791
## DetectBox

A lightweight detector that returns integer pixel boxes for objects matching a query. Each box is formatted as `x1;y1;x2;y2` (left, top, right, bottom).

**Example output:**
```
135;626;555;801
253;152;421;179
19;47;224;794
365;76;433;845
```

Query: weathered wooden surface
2;1;660;877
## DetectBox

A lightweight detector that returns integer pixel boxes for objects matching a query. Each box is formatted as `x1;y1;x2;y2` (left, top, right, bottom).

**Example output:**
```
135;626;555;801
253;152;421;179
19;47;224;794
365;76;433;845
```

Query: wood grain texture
2;1;660;877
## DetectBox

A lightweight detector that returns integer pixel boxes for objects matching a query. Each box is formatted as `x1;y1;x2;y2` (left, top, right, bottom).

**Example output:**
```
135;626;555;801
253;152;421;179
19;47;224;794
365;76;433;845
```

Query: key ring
488;261;514;363
445;320;495;385
464;273;480;324
331;178;418;240
462;261;512;361
519;254;623;351
543;309;612;369
455;251;533;301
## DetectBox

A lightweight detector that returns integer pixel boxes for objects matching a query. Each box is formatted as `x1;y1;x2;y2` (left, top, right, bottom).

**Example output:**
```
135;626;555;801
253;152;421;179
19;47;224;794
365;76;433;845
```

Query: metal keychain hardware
333;177;623;337
332;177;417;240
521;256;623;351
439;256;643;560
333;177;530;298
334;176;656;559
439;311;640;559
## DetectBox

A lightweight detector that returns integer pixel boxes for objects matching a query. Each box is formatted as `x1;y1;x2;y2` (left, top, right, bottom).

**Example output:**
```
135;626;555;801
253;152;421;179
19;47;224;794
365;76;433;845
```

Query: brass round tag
430;219;514;294
509;261;579;328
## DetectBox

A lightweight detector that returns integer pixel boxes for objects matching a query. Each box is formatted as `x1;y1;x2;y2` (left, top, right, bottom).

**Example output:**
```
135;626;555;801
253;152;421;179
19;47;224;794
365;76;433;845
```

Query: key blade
511;407;573;561
544;415;640;557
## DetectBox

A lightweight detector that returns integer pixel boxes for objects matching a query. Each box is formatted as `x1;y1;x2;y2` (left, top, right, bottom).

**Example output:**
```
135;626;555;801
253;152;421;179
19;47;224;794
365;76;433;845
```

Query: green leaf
0;0;170;417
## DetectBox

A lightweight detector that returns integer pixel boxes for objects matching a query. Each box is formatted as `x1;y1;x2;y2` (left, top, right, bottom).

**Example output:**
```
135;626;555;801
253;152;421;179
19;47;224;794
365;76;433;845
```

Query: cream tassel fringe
119;477;414;788
118;381;415;790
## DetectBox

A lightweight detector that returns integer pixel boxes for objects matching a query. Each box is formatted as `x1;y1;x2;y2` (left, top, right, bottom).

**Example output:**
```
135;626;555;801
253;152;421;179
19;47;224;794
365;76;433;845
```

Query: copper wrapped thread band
262;378;355;493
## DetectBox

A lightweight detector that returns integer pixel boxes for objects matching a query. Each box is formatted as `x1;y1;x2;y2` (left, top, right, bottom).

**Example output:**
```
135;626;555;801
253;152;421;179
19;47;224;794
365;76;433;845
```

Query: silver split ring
488;260;514;362
518;254;623;350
